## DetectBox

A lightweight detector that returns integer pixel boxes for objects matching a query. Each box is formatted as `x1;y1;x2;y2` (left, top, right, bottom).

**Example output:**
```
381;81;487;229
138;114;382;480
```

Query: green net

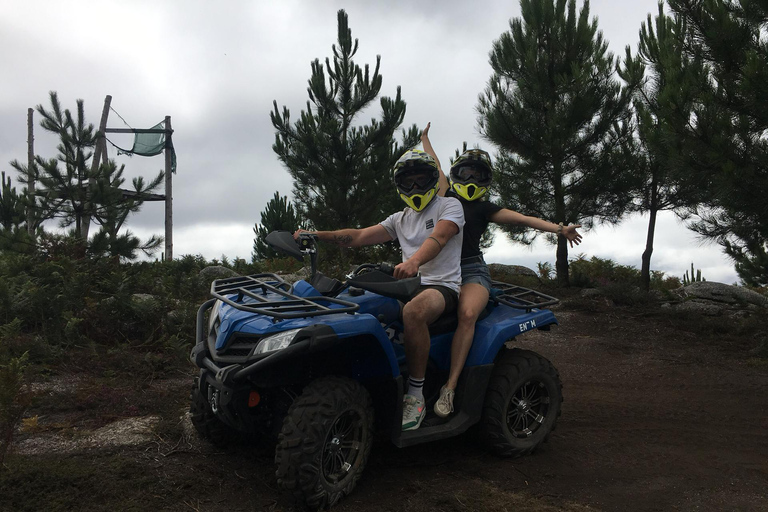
114;120;177;173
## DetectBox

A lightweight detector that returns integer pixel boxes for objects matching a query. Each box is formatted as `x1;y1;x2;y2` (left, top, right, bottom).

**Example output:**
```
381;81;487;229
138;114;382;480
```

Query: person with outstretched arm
420;122;582;418
294;149;465;431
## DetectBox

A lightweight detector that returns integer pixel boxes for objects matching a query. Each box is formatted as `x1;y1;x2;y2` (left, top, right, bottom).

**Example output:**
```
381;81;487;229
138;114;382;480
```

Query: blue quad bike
189;231;563;509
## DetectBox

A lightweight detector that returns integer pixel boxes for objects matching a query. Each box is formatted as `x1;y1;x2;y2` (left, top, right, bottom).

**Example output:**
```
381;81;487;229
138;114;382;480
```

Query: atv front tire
189;378;239;447
480;348;563;457
275;376;374;510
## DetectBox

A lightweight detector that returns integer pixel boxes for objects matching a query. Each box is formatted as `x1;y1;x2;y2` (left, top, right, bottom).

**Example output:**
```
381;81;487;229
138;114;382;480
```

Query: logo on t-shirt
425;218;434;230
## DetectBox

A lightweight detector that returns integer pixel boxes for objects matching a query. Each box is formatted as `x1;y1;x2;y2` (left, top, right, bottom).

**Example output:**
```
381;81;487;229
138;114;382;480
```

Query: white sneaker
434;386;455;418
402;394;426;431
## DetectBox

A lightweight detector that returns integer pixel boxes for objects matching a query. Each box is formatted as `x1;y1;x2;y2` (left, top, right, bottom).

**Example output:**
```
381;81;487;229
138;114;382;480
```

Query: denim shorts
461;261;492;290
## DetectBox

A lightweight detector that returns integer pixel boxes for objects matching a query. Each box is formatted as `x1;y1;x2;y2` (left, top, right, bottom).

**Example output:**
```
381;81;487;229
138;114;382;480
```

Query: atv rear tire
480;348;563;457
275;376;374;510
189;378;239;447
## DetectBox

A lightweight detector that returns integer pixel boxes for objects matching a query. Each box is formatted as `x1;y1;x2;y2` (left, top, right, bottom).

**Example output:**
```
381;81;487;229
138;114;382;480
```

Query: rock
681;281;768;307
131;293;158;305
199;266;239;282
675;299;724;316
671;281;767;317
581;288;602;297
277;266;311;284
487;263;539;278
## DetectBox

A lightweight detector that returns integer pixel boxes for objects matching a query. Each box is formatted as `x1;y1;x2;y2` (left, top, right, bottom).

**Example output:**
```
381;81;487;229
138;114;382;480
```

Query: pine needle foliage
10;92;164;260
663;0;768;286
271;10;419;264
252;191;304;261
477;0;637;285
620;4;709;290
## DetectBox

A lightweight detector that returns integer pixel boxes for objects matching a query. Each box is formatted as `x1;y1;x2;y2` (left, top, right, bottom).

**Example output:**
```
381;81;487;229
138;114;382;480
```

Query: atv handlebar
348;262;396;279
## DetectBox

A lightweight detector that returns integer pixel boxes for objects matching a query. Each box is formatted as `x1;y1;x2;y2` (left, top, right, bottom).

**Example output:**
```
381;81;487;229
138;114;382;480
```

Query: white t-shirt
379;196;465;294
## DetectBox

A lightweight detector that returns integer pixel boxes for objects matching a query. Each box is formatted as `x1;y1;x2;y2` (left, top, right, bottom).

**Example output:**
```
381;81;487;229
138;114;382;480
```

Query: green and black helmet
449;149;493;201
392;149;440;212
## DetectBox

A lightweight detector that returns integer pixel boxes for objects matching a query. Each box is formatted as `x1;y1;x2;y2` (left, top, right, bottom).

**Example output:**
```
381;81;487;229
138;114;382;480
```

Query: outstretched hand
562;225;583;248
420;122;431;144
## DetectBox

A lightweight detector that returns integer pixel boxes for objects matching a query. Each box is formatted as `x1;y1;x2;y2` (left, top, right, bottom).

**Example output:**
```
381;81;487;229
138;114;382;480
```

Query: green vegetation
271;9;419;266
477;0;637;286
9;92;163;260
564;254;682;306
252;191;304;261
662;0;768;287
682;263;706;285
620;5;705;291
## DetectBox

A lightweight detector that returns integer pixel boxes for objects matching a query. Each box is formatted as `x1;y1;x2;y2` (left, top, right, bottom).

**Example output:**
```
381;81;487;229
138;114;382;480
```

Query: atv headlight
209;300;222;332
253;328;302;355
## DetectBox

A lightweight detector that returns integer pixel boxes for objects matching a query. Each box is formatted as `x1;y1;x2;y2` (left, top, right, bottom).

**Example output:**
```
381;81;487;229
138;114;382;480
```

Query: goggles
454;165;490;183
396;169;435;192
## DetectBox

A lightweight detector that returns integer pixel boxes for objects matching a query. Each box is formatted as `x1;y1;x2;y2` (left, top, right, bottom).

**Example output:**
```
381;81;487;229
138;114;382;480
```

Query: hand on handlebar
393;259;419;280
293;229;311;241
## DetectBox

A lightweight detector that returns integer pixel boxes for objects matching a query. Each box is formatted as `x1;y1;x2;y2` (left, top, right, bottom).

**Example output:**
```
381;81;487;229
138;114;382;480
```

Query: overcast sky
0;0;740;284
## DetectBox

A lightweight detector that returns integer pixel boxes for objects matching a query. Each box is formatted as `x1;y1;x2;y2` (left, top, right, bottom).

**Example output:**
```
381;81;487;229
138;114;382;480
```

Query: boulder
131;293;158;305
487;263;540;282
680;281;768;308
671;281;767;316
199;266;239;282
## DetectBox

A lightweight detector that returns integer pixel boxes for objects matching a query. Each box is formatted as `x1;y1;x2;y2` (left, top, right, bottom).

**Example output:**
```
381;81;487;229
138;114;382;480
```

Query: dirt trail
5;306;768;512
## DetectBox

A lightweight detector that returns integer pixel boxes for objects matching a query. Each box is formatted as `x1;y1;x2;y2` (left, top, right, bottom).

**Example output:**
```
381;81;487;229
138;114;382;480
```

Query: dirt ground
3;299;768;512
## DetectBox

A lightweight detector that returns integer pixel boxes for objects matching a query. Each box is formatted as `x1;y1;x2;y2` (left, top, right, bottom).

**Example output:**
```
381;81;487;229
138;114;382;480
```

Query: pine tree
86;159;164;260
252;191;303;261
477;0;636;285
0;172;33;252
620;5;709;290
11;92;164;259
271;9;419;264
0;172;26;231
13;92;96;239
664;0;768;286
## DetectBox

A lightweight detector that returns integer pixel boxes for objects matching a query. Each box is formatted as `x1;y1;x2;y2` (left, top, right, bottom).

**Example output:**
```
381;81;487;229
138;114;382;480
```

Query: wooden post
27;108;35;235
164;116;173;261
82;95;112;240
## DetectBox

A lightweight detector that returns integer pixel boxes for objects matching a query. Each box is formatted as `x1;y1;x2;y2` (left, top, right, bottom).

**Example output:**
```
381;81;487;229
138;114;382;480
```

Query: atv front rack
211;274;359;321
490;281;559;311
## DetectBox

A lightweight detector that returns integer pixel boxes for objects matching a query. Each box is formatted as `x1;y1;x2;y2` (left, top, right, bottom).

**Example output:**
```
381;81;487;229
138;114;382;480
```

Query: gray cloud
0;0;738;282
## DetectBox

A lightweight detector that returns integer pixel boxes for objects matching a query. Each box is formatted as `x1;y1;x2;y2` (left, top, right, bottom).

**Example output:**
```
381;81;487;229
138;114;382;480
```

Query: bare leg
402;289;446;380
445;283;489;390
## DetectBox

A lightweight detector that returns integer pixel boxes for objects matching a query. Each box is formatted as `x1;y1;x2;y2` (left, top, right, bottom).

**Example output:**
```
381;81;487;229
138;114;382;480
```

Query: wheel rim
322;410;364;484
506;379;551;438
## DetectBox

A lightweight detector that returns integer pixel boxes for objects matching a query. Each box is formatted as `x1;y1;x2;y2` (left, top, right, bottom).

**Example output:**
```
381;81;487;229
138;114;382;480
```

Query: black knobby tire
480;348;563;458
275;376;374;510
189;378;239;447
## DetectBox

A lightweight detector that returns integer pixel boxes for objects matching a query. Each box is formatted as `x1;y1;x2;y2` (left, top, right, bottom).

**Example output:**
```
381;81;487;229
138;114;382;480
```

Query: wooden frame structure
26;95;175;259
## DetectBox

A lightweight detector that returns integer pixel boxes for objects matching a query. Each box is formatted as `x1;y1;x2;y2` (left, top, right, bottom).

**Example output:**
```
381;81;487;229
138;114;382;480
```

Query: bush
568;255;679;292
569;255;641;288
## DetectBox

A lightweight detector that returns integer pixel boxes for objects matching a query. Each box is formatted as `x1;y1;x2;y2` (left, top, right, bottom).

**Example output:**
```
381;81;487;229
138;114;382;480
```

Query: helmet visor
395;169;436;193
454;165;490;183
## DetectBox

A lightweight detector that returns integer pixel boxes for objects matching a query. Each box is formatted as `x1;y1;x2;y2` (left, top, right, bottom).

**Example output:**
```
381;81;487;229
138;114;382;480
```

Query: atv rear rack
491;281;559;311
211;274;359;321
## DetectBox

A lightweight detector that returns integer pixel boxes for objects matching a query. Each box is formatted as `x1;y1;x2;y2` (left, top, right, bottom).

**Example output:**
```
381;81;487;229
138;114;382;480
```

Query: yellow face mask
399;187;437;212
451;181;488;201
